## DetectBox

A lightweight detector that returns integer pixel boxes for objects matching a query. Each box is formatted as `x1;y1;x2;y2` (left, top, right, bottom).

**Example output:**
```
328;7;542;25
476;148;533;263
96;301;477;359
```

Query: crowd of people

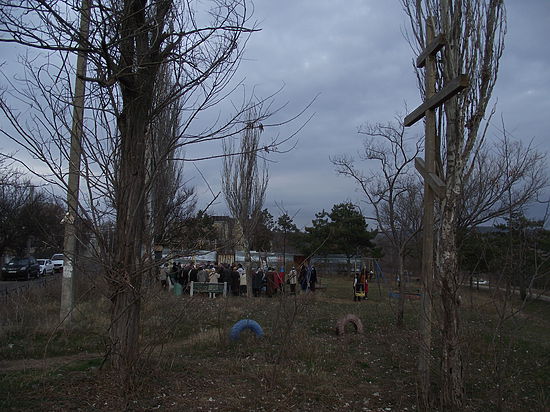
158;261;318;297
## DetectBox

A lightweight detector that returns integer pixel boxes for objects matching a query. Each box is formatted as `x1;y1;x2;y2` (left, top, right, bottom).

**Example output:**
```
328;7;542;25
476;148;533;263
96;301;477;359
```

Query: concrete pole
60;0;91;325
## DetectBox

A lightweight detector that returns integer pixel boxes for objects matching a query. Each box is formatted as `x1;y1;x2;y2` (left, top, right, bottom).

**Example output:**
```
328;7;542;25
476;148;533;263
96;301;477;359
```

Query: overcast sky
1;1;548;230
185;0;550;228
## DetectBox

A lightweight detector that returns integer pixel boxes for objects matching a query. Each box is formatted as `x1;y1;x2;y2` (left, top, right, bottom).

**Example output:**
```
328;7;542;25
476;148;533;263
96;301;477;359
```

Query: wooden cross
405;32;468;198
404;17;468;406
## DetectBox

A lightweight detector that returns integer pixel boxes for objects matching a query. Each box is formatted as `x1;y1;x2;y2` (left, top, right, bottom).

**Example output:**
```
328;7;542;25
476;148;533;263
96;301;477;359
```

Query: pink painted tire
336;314;364;336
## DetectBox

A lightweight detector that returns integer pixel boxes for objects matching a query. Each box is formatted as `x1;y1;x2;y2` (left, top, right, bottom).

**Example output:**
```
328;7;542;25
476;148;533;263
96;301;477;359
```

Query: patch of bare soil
0;352;100;372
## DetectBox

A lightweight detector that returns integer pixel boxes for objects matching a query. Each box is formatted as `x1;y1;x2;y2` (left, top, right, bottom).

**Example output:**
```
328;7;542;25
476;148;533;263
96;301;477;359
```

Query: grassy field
0;276;548;411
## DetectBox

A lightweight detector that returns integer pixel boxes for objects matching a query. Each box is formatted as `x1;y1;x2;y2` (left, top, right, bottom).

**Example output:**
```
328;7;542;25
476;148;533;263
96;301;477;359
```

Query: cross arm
415;157;446;199
404;75;469;127
416;34;446;68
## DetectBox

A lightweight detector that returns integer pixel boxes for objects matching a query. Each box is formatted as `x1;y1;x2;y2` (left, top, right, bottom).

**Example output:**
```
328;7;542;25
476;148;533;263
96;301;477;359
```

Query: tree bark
439;201;464;411
244;239;253;297
109;281;142;383
438;92;464;409
397;250;405;327
519;274;527;301
110;88;152;379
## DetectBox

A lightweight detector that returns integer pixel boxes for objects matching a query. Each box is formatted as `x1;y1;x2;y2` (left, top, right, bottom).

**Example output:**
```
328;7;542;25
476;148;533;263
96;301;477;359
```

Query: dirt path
0;352;100;372
0;329;222;373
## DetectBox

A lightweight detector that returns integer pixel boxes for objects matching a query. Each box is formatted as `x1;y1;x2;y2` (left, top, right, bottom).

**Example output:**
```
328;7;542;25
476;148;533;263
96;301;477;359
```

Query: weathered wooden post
404;17;468;409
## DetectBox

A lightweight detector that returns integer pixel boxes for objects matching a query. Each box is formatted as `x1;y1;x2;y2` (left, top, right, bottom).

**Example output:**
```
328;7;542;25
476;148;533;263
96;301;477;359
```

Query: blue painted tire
229;319;264;341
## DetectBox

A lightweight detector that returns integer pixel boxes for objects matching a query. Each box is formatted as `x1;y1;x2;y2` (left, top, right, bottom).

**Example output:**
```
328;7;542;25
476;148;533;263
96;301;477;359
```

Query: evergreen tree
304;202;375;275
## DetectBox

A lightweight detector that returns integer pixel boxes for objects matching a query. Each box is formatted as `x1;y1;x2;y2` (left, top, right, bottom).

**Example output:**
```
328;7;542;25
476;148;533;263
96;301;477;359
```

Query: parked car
1;257;41;281
37;259;54;276
51;253;64;273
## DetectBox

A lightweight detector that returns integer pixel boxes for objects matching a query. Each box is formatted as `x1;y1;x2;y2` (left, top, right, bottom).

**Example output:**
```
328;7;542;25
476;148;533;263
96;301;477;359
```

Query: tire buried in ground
229;319;265;341
336;314;364;336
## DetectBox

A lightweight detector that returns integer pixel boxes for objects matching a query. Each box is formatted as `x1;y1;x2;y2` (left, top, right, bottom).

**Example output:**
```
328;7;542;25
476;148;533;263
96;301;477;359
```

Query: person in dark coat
252;267;264;297
309;265;317;292
197;265;209;282
216;264;224;284
171;262;180;285
221;263;231;284
218;263;231;295
230;265;240;296
181;263;190;290
266;267;277;297
189;264;198;283
299;265;307;291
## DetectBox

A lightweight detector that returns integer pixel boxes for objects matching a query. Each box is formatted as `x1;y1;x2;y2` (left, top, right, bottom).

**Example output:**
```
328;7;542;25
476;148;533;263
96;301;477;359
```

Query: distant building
211;215;243;263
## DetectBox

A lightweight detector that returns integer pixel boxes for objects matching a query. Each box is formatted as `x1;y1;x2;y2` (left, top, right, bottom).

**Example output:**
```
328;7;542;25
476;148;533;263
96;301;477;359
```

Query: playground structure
357;258;422;300
359;258;385;281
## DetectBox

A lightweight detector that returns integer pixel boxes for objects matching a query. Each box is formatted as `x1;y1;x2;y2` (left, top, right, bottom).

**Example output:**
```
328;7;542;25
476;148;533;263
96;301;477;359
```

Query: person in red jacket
353;273;363;301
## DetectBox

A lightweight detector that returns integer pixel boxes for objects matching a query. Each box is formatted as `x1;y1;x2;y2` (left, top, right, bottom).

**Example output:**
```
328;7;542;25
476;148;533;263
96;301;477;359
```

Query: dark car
1;257;41;281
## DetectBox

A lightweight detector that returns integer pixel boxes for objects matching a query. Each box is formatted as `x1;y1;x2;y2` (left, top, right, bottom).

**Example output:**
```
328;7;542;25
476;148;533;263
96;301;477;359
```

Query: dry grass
0;275;548;411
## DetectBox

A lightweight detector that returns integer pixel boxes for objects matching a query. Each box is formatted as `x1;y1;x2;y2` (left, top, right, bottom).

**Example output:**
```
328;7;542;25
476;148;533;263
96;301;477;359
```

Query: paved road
474;284;550;303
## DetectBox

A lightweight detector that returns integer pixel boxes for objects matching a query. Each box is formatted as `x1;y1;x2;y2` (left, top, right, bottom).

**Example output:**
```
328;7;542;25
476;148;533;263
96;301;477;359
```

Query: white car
51;253;64;273
37;259;54;276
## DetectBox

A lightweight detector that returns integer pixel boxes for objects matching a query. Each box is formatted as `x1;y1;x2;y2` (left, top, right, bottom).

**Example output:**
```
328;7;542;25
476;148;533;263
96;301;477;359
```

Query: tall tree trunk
244;239;252;297
397;249;405;326
438;139;464;410
110;94;150;381
439;207;463;410
518;234;527;301
110;281;142;383
519;274;527;301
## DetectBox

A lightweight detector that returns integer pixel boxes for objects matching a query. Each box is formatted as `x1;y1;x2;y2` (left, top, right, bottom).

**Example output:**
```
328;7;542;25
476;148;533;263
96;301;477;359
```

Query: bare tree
222;107;269;297
0;156;66;259
146;64;197;258
332;117;423;326
402;0;506;409
457;130;547;293
0;0;287;383
458;132;547;232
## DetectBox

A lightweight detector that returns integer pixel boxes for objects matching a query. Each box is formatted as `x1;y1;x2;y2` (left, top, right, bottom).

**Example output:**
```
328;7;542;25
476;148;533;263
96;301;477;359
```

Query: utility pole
60;0;91;325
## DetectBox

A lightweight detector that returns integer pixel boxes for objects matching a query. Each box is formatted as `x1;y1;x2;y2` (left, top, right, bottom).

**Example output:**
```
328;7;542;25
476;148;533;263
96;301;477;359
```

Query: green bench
189;281;227;297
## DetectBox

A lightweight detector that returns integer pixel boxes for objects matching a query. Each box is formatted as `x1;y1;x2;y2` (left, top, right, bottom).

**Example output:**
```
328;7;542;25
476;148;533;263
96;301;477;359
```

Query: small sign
190;282;227;297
